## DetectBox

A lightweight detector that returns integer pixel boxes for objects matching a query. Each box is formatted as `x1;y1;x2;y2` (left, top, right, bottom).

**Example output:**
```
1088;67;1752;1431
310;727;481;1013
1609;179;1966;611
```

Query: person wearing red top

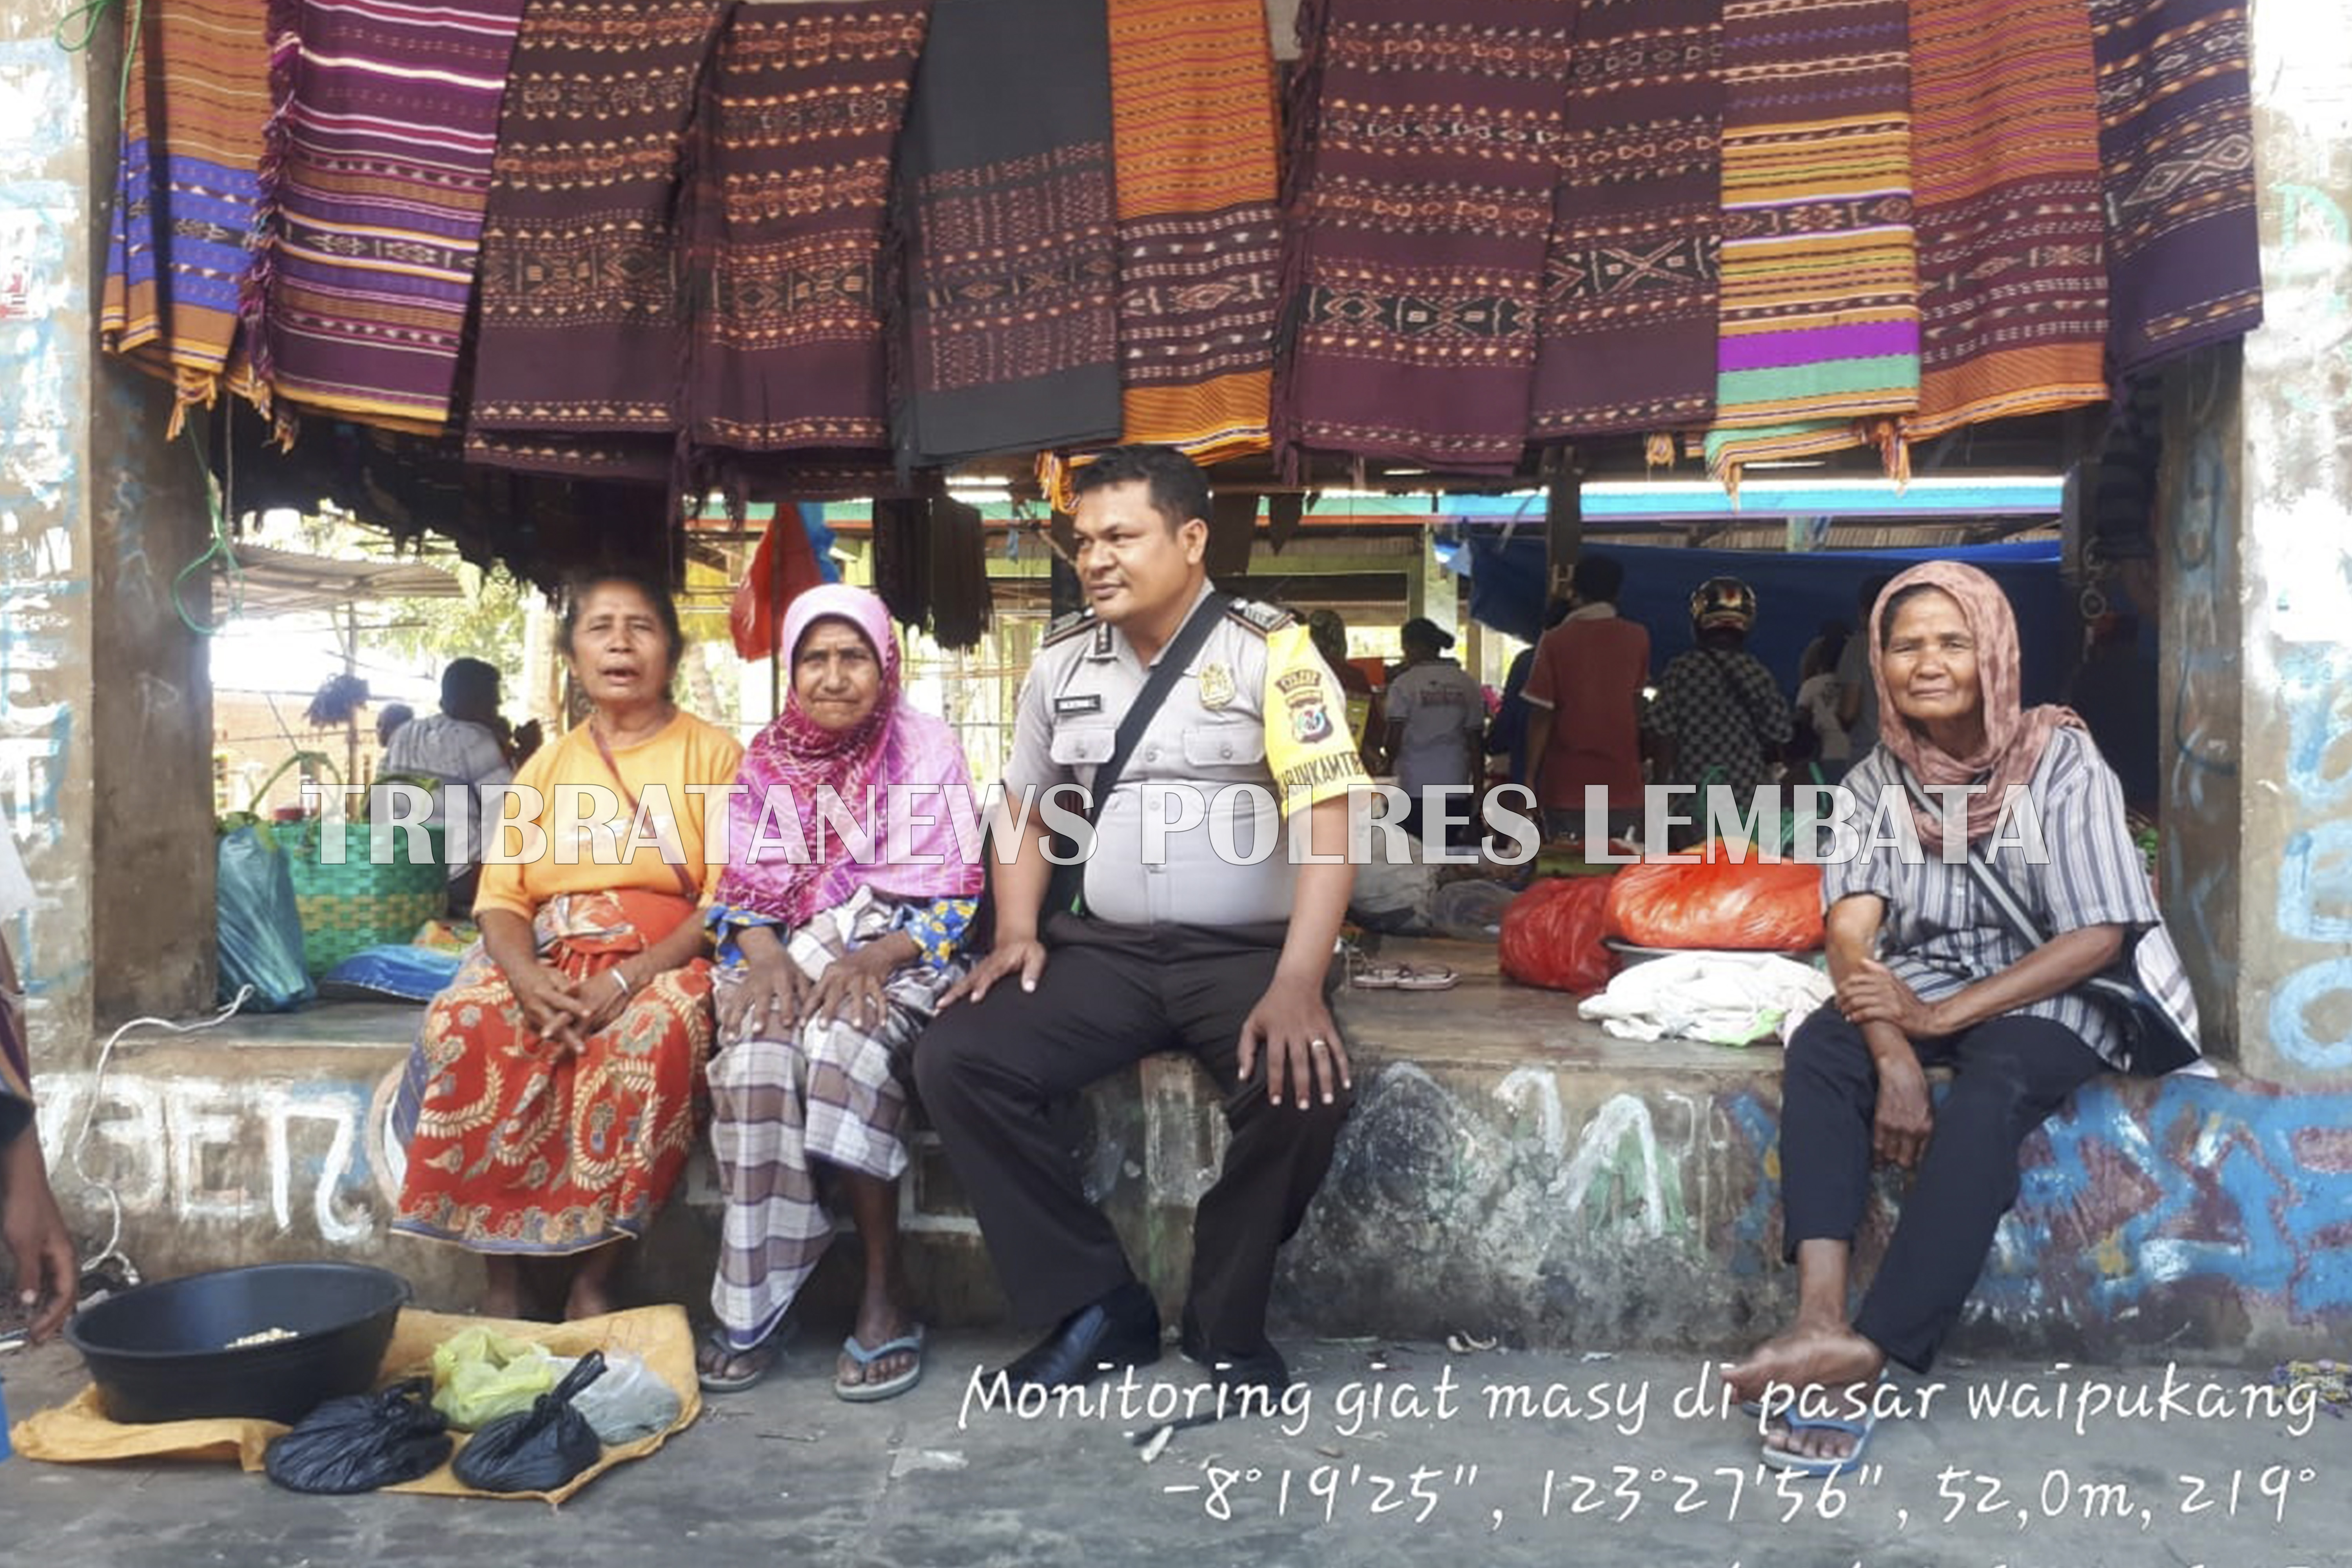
1523;554;1651;841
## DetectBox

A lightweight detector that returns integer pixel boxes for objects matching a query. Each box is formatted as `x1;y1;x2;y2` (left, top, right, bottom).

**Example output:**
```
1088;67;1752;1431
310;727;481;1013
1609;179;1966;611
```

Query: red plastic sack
1602;853;1824;951
1499;875;1617;994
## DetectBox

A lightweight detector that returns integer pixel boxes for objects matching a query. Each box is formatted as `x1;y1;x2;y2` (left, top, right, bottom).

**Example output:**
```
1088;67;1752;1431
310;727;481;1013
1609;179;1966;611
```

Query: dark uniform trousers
914;915;1352;1355
1780;1007;2107;1373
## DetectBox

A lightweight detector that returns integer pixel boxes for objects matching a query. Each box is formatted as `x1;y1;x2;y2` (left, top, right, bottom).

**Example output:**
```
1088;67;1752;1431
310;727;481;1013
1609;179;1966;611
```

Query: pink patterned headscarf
1870;561;2083;851
716;585;983;929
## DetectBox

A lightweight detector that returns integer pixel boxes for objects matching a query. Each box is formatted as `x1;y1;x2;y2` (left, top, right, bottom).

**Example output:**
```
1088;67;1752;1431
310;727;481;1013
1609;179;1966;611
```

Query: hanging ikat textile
890;0;1122;469
2090;0;2262;376
1275;0;1571;476
1704;0;1920;487
1102;0;1283;466
1527;0;1725;441
466;1;929;482
100;0;272;430
248;0;528;435
1900;0;2109;443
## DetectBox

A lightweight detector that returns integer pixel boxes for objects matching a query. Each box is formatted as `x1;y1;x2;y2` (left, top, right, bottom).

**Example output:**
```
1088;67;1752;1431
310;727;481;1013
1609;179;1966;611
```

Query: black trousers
1780;1007;2106;1372
913;916;1351;1354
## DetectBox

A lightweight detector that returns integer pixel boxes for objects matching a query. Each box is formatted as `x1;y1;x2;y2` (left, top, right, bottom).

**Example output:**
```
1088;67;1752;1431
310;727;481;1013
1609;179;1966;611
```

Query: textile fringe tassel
667;5;735;526
1867;417;1912;488
1035;451;1080;514
238;0;308;439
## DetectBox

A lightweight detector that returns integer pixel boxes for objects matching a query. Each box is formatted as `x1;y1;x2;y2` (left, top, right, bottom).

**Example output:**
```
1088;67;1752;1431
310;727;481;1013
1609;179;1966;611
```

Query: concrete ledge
32;942;2352;1359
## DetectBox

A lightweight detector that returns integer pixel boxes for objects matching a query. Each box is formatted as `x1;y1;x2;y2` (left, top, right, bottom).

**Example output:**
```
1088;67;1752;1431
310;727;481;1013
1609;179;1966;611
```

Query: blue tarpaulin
1457;536;2075;704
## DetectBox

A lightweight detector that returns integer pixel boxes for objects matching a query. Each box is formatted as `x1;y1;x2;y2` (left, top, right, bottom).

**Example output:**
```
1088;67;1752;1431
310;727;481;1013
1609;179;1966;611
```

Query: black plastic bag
265;1378;452;1495
451;1351;607;1494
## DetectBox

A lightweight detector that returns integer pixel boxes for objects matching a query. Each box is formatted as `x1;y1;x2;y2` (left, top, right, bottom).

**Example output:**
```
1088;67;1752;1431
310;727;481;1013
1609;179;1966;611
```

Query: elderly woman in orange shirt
394;573;743;1321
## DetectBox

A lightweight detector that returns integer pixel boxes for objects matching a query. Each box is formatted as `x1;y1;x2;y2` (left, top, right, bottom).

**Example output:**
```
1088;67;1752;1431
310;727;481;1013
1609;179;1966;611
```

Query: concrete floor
4;1330;2342;1567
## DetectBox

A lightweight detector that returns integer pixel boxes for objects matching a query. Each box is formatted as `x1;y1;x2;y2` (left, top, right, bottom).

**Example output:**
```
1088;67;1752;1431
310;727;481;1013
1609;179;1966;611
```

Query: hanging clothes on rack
247;0;530;436
889;0;1122;470
1897;0;2109;445
1527;0;1725;441
2090;0;2262;376
100;0;272;432
1274;0;1570;477
1100;0;1282;466
1702;0;1920;490
467;1;931;487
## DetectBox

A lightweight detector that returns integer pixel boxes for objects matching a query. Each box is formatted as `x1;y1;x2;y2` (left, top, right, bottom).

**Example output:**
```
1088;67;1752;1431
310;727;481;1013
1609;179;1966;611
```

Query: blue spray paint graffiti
2278;822;2352;944
2268;644;2352;1070
1733;1076;2352;1330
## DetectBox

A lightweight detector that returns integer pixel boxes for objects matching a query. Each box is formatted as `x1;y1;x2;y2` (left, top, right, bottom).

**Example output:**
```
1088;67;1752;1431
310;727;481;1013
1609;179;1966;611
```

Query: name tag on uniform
1054;694;1104;716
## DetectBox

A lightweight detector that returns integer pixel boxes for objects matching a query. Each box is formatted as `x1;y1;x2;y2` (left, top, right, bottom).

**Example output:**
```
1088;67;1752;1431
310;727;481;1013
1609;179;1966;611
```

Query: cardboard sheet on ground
8;1304;700;1504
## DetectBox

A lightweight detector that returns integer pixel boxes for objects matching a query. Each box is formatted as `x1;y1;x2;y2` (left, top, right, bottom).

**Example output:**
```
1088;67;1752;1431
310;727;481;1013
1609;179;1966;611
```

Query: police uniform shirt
1002;583;1370;927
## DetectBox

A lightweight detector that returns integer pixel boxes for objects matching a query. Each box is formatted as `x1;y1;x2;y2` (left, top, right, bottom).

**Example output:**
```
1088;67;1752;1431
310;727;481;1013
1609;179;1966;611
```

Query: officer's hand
1238;976;1352;1112
942;937;1047;1007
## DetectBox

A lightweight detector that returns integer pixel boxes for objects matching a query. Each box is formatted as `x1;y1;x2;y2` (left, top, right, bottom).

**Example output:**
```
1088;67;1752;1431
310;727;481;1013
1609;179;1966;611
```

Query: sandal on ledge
1353;962;1458;991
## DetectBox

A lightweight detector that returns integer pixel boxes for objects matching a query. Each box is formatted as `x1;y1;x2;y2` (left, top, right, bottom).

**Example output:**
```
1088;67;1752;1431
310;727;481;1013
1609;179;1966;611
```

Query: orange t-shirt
1523;612;1650;809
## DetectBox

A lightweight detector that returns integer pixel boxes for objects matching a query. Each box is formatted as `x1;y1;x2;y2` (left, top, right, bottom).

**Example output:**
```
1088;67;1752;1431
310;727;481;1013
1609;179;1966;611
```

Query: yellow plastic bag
430;1327;561;1432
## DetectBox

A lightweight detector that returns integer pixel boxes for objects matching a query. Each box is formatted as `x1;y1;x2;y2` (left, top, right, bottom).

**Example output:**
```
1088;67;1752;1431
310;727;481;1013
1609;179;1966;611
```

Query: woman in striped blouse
1722;561;2198;1475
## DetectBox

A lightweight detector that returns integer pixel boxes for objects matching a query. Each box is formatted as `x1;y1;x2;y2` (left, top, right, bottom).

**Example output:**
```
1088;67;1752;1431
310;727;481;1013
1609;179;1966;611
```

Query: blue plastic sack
217;824;316;1012
319;944;463;1003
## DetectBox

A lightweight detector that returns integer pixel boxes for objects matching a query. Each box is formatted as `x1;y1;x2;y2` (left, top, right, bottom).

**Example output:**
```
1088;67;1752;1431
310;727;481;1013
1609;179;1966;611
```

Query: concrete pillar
3;27;101;1063
2;25;214;1059
2223;0;2352;1083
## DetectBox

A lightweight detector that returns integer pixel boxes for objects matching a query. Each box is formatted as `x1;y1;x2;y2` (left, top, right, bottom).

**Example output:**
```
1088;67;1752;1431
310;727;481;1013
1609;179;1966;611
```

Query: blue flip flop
837;1324;926;1403
1760;1411;1878;1476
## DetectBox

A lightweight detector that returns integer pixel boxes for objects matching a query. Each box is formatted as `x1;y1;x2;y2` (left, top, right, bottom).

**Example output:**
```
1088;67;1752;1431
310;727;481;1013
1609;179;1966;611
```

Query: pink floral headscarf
715;585;983;928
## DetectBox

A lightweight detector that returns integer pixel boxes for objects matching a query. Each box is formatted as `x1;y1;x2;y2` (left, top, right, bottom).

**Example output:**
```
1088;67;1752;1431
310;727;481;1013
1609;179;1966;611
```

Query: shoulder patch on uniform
1223;599;1294;637
1042;608;1097;647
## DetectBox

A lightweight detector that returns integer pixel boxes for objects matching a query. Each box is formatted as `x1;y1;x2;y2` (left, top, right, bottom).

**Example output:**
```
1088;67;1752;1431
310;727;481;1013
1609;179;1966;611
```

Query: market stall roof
218;544;465;617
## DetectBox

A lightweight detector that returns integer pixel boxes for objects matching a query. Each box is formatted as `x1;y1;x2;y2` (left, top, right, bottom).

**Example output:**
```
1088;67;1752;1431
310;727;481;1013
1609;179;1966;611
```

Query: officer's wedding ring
1309;1038;1330;1051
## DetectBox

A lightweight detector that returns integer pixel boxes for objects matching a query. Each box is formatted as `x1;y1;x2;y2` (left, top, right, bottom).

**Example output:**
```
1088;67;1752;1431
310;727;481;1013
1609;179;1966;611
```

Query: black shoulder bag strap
1042;590;1235;919
1896;768;2049;944
1896;767;2196;1074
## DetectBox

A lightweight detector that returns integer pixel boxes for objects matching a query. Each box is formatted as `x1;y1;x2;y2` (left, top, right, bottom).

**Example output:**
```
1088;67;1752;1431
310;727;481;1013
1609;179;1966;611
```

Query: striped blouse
1824;727;2199;1068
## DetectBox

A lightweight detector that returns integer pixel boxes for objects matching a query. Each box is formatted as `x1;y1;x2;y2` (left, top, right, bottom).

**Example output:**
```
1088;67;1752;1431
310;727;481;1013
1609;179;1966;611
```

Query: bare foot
838;1292;918;1392
1721;1321;1886;1407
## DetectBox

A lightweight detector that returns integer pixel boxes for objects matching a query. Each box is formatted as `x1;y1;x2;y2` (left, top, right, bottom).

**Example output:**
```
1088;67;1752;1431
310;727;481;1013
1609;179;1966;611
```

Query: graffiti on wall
2160;410;2241;1011
37;1072;379;1249
2268;642;2352;1069
1;39;90;1013
1276;1062;2352;1348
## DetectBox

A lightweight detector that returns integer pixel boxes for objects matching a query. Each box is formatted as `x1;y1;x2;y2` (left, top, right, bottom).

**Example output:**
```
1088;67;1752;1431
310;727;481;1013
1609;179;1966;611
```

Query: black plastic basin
65;1262;410;1425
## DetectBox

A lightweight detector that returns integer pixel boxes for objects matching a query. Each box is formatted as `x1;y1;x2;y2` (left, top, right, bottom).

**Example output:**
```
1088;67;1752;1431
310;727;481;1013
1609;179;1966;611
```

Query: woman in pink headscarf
1722;561;2198;1474
698;586;983;1400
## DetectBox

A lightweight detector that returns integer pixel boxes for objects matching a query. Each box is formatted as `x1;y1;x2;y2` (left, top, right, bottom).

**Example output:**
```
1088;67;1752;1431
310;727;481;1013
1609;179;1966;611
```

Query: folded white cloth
1577;951;1833;1046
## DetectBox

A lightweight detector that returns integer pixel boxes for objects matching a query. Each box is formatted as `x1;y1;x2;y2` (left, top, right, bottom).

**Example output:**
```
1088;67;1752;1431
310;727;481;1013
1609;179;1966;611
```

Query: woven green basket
283;817;448;978
244;753;449;977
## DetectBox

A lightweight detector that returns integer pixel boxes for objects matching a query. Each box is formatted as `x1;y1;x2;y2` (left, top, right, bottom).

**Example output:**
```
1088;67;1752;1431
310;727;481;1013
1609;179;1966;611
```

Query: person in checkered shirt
1644;577;1794;837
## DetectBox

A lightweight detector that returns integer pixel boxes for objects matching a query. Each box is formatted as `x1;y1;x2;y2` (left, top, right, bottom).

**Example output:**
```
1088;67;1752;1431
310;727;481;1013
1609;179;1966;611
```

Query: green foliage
368;563;531;674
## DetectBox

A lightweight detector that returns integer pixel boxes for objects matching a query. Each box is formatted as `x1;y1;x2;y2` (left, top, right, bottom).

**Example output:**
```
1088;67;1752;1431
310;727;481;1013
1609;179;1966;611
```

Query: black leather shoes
1179;1311;1292;1399
1003;1281;1163;1392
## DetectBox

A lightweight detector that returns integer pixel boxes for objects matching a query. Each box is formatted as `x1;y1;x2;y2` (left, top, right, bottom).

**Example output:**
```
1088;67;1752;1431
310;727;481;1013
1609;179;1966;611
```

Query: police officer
915;444;1367;1397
